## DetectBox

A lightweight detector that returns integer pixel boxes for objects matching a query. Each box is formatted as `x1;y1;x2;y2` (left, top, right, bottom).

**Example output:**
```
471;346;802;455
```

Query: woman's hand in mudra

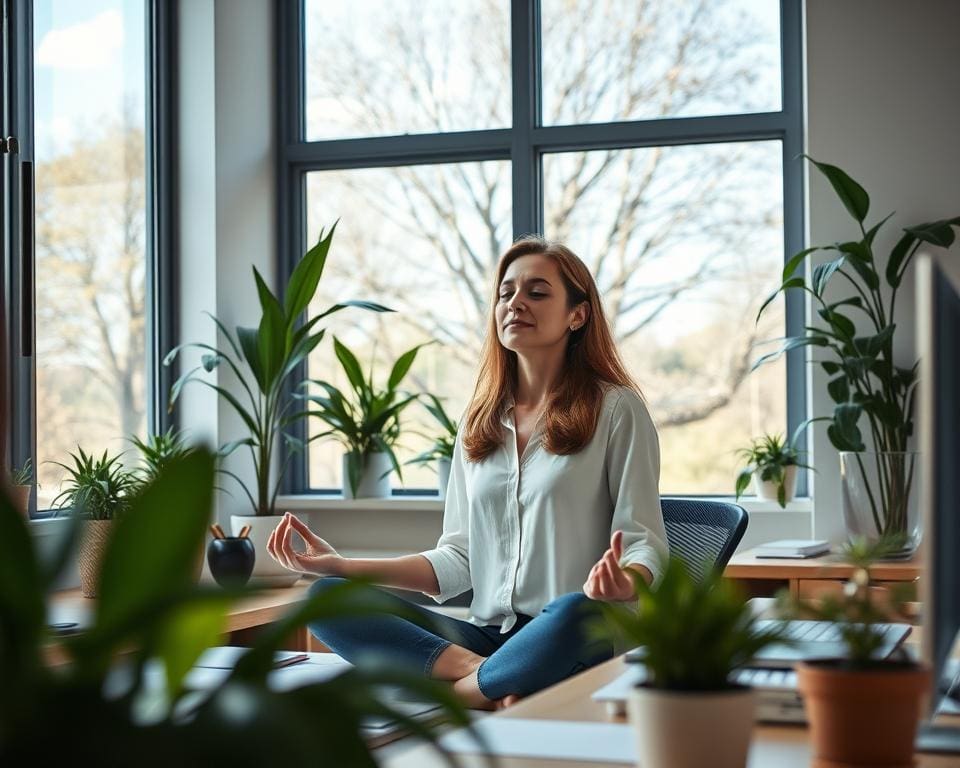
267;512;343;576
583;531;637;602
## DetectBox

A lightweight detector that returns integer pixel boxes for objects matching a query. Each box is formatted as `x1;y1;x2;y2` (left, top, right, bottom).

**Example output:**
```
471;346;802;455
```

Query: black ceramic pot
207;537;256;588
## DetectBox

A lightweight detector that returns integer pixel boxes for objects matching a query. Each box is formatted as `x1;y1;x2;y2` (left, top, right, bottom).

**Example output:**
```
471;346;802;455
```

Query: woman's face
495;253;588;354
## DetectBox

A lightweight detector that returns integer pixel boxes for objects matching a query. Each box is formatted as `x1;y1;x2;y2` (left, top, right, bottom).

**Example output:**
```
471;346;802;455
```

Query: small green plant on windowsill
10;457;33;486
406;394;458;467
734;424;812;508
52;447;138;520
302;337;429;498
130;427;194;487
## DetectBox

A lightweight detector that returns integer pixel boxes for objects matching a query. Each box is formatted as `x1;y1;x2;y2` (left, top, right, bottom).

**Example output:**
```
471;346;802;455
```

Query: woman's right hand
266;512;344;576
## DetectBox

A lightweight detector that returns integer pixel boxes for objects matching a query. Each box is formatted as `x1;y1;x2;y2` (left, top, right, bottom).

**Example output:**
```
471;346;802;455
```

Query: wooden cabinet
724;549;921;620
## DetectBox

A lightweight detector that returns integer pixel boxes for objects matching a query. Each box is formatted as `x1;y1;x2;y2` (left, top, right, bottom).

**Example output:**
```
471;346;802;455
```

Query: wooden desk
382;655;959;768
725;548;921;602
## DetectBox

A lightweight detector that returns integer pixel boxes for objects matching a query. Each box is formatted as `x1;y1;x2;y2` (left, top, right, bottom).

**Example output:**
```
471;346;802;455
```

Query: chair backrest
660;497;748;581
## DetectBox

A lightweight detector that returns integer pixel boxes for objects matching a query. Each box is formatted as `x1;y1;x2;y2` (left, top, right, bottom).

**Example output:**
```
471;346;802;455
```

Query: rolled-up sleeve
605;391;669;584
418;433;472;603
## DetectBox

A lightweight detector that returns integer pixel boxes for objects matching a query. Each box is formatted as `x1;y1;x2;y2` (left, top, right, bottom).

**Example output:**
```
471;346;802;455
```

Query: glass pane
541;0;781;126
304;0;510;140
304;161;511;490
33;0;147;508
543;141;786;495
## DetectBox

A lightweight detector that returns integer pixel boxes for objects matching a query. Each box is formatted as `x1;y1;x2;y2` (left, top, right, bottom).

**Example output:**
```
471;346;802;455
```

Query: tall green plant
302;338;427;497
0;449;480;765
755;156;960;535
164;224;391;516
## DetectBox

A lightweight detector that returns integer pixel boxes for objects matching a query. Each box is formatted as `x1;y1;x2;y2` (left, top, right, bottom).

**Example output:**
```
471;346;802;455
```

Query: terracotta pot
11;484;31;517
797;660;931;767
78;519;115;598
628;684;756;768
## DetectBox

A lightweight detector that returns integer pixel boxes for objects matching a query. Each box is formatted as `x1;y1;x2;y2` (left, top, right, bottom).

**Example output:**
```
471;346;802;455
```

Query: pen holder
207;537;256;588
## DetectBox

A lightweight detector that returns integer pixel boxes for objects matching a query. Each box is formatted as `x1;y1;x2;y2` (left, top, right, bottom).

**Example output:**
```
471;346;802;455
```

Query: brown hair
462;236;641;462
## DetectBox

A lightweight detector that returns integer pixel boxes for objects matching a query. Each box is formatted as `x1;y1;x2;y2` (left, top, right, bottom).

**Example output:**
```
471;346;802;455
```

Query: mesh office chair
660;497;748;582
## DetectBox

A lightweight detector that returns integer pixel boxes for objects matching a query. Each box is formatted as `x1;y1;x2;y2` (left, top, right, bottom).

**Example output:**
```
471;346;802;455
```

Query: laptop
607;619;914;723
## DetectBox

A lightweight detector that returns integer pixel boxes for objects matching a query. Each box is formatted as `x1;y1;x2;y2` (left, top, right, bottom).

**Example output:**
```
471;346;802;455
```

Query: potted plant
755;156;959;552
164;224;390;585
52;447;138;598
303;337;426;499
734;425;811;508
780;537;929;767
6;458;33;518
130;427;206;581
0;448;475;765
406;393;458;499
599;557;788;768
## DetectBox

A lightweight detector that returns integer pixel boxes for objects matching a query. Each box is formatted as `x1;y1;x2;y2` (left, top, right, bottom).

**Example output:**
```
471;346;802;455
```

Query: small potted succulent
303;338;426;499
599;557;788;768
406;394;458;499
52;448;138;598
780;537;930;767
734;424;811;508
6;458;33;518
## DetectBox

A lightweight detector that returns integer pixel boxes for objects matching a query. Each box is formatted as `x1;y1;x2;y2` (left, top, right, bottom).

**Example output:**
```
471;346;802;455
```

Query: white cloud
37;9;124;71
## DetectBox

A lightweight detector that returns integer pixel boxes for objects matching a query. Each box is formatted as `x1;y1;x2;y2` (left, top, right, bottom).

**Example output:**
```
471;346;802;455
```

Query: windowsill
275;494;813;517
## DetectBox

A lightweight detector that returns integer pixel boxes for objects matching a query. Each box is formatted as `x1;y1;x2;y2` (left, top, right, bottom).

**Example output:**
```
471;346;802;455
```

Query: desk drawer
797;578;920;621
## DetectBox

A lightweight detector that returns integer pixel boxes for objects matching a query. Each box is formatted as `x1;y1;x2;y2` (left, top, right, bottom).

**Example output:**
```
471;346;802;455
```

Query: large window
2;0;174;515
279;0;804;496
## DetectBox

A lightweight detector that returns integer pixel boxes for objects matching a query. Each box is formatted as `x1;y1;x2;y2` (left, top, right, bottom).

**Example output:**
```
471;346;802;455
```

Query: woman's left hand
583;530;637;602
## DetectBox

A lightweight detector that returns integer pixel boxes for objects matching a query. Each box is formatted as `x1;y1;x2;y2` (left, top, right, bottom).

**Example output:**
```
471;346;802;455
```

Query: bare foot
495;694;522;710
452;668;497;710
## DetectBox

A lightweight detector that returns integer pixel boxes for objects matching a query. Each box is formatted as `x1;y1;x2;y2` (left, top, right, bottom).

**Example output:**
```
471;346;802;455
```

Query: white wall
805;0;960;542
177;0;276;528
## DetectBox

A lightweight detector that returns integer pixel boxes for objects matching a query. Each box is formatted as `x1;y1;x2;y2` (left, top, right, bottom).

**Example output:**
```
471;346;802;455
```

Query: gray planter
342;451;393;499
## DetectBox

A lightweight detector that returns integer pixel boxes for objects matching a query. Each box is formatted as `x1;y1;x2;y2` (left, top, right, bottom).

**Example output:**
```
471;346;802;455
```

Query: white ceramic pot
628;685;756;768
437;458;451;500
230;514;302;588
753;464;797;505
341;451;393;499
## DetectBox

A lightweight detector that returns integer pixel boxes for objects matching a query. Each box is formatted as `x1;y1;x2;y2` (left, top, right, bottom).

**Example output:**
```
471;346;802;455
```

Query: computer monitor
916;253;960;753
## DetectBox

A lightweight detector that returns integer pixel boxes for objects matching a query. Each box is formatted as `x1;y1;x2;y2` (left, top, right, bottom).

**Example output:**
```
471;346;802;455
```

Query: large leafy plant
0;449;478;766
164;224;390;516
303;338;427;497
755;156;959;535
599;557;787;691
52;448;138;521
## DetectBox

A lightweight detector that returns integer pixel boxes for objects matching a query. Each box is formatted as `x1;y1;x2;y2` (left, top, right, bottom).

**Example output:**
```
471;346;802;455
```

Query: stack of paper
754;539;830;559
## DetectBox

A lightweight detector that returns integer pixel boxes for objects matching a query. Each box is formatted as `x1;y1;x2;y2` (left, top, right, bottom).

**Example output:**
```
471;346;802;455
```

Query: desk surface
726;549;921;581
382;655;959;768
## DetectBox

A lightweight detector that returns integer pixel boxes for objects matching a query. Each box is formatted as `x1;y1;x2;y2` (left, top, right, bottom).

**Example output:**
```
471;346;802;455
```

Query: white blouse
419;385;669;632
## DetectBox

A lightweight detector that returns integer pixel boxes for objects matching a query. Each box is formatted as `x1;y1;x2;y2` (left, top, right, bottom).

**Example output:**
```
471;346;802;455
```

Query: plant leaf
806;154;870;223
284;223;337;321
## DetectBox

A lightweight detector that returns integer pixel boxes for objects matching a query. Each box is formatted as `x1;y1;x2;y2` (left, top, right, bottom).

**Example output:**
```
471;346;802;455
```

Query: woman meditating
267;236;668;710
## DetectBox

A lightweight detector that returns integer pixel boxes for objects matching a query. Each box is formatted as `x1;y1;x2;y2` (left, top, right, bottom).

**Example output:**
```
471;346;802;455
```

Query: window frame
1;0;178;518
277;0;806;498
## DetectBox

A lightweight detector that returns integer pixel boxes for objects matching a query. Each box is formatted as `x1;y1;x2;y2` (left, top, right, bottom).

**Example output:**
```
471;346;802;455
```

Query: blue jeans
306;577;614;701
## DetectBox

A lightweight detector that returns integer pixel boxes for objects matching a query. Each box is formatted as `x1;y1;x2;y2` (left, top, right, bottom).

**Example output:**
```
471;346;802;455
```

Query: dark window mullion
511;0;538;238
781;0;808;495
532;112;791;153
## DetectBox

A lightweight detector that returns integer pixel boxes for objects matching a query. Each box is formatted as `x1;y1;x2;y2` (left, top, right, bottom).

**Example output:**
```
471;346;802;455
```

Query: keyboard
749;619;912;666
